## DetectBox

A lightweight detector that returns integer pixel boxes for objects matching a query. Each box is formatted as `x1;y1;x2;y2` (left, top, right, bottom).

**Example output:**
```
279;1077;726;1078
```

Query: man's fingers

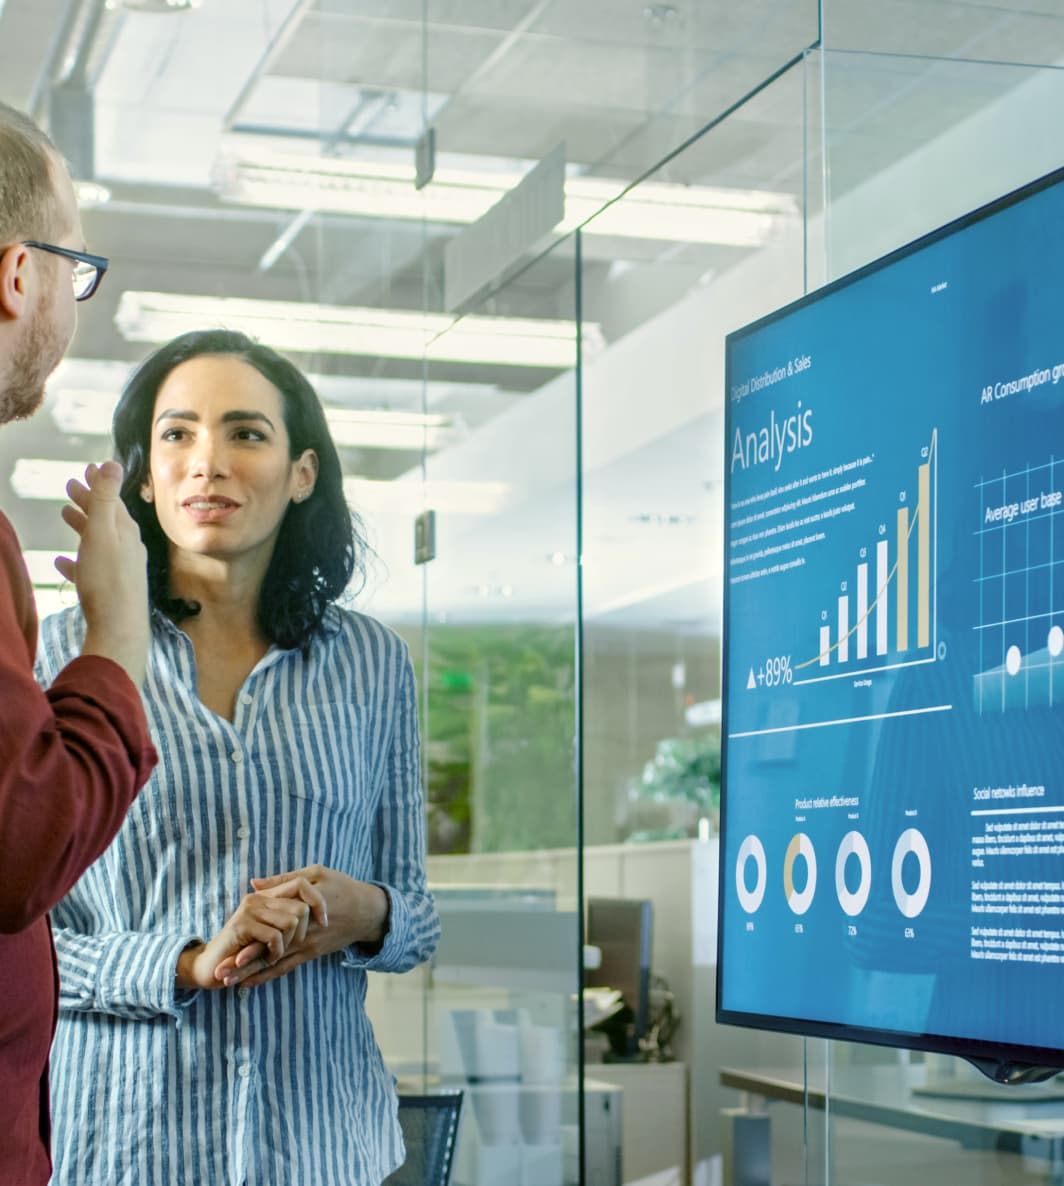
64;478;91;514
85;459;124;500
60;503;88;535
54;556;76;583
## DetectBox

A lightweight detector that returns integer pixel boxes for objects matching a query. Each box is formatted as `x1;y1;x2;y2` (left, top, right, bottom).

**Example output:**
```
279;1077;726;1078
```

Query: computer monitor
585;897;653;1060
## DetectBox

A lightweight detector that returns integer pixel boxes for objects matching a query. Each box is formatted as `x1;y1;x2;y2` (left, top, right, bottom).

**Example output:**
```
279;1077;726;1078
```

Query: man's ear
0;244;30;319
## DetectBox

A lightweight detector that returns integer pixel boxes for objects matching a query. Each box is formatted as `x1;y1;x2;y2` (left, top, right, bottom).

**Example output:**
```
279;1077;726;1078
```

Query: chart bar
896;507;909;652
856;563;868;660
819;625;831;666
918;462;930;648
876;540;889;656
837;596;849;662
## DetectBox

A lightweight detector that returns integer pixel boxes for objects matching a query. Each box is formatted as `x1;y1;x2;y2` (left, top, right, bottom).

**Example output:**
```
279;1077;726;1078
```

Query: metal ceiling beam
222;0;315;132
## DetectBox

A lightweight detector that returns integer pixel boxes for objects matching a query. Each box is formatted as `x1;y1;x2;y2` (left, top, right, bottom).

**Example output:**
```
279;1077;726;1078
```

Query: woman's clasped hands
175;873;327;991
176;865;390;992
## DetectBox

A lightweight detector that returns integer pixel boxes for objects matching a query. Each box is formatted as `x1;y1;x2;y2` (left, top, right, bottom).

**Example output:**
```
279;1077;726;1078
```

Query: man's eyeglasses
23;240;109;301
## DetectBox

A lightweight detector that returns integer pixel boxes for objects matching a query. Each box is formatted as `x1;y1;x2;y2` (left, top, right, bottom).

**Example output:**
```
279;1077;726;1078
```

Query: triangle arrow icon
747;668;757;690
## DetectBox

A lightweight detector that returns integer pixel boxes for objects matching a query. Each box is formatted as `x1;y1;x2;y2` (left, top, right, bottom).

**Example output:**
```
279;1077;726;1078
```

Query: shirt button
230;749;244;763
238;987;249;999
238;1063;252;1078
236;827;250;840
240;693;253;706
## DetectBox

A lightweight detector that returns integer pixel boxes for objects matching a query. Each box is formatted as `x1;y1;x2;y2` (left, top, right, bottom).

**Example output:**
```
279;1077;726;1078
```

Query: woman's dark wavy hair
112;329;365;652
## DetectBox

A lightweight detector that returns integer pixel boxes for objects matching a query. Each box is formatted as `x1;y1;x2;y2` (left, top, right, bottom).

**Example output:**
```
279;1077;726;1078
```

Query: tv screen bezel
715;161;1064;1082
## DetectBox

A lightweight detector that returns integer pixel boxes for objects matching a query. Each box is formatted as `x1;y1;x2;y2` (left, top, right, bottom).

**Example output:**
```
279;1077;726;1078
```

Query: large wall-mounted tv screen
718;167;1064;1080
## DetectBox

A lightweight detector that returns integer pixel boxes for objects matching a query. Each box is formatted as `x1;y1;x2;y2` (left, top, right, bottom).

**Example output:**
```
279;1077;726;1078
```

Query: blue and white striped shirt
36;605;439;1186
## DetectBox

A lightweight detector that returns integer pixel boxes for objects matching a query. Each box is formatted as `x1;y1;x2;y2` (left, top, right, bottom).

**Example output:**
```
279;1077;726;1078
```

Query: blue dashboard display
718;168;1064;1073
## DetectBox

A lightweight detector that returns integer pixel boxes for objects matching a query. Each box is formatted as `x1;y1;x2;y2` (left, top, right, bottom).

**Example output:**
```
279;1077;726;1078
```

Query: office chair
383;1091;464;1186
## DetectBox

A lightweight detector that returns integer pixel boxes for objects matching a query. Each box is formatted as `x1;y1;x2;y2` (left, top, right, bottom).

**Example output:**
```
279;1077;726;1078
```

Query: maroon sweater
0;513;156;1185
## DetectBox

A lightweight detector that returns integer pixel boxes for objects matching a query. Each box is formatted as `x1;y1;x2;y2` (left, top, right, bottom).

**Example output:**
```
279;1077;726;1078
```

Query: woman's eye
160;427;187;442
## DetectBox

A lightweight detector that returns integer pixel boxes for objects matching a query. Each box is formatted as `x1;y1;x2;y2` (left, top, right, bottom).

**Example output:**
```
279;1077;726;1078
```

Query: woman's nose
190;437;229;479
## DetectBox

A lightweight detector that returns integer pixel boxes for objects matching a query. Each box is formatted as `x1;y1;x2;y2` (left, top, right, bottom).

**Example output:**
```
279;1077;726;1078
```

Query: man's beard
1;288;66;425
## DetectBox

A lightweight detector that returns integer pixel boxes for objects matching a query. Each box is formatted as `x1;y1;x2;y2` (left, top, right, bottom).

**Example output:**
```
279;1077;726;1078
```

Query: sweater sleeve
343;642;439;974
0;519;157;933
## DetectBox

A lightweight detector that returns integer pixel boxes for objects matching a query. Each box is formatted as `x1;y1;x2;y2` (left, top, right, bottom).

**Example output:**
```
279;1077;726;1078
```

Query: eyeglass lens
72;261;99;301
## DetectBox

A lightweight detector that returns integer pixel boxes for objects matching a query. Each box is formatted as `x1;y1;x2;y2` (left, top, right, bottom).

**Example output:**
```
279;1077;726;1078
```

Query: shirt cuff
341;884;410;973
95;930;203;1020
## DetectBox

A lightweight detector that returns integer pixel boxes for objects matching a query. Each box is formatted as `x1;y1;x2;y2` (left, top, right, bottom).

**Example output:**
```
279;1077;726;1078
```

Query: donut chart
834;831;872;916
891;828;932;918
735;834;767;914
783;832;817;915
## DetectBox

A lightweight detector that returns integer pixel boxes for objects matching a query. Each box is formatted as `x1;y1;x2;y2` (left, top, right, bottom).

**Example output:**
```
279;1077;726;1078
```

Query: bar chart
794;430;938;684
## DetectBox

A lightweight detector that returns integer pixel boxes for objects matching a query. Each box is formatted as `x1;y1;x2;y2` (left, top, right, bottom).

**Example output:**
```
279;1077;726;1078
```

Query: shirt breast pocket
280;699;371;814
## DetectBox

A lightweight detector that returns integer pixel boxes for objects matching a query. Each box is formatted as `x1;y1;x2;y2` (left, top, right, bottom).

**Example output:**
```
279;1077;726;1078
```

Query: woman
36;329;439;1186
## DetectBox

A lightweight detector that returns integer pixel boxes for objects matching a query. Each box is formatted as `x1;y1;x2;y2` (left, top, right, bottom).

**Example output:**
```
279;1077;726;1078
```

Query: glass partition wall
803;12;1064;1186
699;9;1064;1186
5;0;1061;1183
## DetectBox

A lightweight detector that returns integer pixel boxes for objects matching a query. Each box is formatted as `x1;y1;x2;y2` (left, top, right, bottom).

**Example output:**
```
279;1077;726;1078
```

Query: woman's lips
182;497;239;523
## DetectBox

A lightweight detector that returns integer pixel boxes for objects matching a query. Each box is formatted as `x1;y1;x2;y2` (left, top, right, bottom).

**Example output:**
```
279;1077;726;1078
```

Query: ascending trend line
793;428;938;672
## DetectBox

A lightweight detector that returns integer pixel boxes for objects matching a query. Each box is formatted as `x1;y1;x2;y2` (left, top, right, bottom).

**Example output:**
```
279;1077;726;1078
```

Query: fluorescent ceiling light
11;459;89;501
214;149;798;247
325;409;458;451
33;587;79;621
344;476;509;516
14;458;508;516
115;292;596;368
50;387;119;436
22;550;66;587
74;180;112;208
48;386;459;451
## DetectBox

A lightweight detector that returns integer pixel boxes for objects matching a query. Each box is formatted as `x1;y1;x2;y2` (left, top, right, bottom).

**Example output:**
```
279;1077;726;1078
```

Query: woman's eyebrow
221;410;276;430
153;409;276;430
154;408;199;425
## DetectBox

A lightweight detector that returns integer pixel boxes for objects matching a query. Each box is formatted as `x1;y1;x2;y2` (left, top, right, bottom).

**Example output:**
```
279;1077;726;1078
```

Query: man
0;102;157;1185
